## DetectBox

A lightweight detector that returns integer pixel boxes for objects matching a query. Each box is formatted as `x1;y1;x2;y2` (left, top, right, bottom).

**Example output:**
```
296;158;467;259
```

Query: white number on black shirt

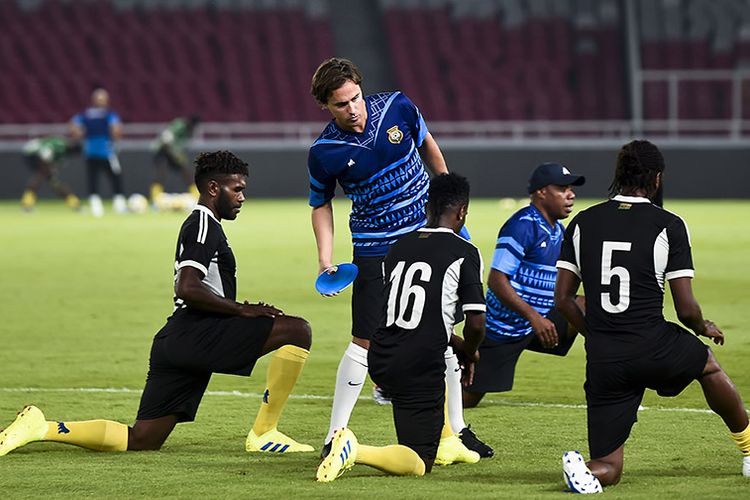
386;261;432;329
600;241;631;313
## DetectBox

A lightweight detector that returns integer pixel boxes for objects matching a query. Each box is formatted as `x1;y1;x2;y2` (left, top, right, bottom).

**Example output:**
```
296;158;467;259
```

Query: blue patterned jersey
486;205;564;341
71;107;120;159
308;92;430;257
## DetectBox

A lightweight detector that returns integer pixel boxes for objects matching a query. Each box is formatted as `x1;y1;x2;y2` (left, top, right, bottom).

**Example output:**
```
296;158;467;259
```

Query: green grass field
2;198;749;499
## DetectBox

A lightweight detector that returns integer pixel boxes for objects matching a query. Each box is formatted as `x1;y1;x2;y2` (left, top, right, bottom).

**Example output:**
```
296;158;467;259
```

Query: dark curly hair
311;57;363;105
426;173;470;223
609;140;665;199
194;151;248;193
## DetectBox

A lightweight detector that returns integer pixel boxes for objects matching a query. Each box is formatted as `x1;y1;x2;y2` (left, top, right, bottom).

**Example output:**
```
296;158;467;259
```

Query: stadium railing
1;116;748;152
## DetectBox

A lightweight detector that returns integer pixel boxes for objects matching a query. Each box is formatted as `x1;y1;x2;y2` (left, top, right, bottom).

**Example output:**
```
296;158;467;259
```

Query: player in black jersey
554;140;750;492
0;151;314;457
316;173;486;482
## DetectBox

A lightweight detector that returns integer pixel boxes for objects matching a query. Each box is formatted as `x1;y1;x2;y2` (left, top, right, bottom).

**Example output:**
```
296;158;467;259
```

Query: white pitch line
0;387;715;414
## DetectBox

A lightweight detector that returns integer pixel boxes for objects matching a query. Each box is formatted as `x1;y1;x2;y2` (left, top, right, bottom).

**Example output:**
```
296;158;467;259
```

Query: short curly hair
426;173;470;222
194;151;248;193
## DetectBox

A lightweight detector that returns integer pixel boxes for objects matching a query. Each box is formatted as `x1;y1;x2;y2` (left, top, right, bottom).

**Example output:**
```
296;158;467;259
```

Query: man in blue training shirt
463;163;586;408
309;58;486;458
70;87;124;217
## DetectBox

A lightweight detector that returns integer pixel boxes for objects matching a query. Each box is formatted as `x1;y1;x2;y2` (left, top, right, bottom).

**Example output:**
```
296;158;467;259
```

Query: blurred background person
150;114;201;206
70;87;124;217
20;135;82;212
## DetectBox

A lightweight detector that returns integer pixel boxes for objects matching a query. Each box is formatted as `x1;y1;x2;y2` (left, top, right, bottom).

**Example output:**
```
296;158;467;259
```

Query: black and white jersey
557;195;694;362
370;227;486;388
172;204;237;311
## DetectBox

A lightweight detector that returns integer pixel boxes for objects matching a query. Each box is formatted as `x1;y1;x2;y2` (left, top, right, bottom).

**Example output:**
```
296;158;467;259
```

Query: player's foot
0;405;48;457
372;386;392;405
562;451;602;494
65;194;81;211
113;194;128;214
20;190;36;211
459;425;494;458
89;195;104;217
316;428;358;482
743;455;750;477
435;433;480;465
245;428;313;453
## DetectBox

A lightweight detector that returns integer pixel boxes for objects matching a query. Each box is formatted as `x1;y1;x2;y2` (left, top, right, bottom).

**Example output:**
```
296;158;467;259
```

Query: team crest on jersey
386;125;403;144
618;203;632;210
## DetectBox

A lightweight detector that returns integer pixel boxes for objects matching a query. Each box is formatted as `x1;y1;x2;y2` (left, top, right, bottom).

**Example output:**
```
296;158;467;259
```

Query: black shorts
24;154;43;170
369;341;445;461
585;322;709;459
136;309;273;423
155;147;186;170
391;389;444;461
351;255;386;340
466;308;575;393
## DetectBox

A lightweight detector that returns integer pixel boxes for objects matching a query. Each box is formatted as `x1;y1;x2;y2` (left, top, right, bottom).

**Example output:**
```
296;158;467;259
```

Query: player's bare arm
111;122;123;141
175;266;280;318
669;277;724;345
489;268;559;347
417;133;448;176
311;201;335;273
69;122;83;141
554;269;587;336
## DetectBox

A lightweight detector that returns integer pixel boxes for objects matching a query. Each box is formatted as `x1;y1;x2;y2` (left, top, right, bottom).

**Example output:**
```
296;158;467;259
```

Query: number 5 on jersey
601;241;632;313
386;261;432;329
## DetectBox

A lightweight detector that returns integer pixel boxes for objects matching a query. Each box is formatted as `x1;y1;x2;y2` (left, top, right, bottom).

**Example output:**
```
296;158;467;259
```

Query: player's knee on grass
462;390;484;408
128;417;177;451
590;447;624;486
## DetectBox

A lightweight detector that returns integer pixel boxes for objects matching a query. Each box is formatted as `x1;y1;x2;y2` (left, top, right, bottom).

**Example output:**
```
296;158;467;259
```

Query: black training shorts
351;255;386;340
585;322;709;459
466;308;575;393
136;309;273;422
392;390;444;462
369;344;445;462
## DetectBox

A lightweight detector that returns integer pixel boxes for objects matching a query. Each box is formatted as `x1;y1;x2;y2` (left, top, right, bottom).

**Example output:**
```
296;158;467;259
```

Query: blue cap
527;163;585;193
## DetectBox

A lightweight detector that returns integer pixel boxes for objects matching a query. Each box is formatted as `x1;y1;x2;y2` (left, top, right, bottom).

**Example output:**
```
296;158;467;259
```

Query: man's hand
317;265;340;297
455;347;480;387
530;315;559;349
697;319;724;345
240;300;283;318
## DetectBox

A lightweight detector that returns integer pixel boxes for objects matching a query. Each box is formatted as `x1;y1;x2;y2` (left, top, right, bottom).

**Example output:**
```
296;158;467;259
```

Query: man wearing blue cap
463;163;586;408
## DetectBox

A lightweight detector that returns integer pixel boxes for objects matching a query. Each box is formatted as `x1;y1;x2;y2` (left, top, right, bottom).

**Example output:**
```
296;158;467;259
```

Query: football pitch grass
1;198;748;499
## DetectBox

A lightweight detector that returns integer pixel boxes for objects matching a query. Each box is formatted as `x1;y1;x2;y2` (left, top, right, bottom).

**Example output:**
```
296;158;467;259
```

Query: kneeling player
463;162;585;408
0;151;313;456
316;173;485;482
555;140;750;492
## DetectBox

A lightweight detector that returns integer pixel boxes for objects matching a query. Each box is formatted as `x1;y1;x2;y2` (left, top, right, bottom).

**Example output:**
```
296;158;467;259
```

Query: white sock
445;347;467;433
325;342;368;444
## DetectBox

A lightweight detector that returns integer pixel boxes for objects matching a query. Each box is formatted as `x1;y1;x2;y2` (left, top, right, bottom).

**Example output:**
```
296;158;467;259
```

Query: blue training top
71;107;120;159
486;204;565;342
307;92;430;257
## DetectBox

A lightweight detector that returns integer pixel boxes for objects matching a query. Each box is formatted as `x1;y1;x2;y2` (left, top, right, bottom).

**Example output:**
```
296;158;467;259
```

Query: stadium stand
638;0;750;120
380;0;626;121
0;0;334;123
0;0;748;128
